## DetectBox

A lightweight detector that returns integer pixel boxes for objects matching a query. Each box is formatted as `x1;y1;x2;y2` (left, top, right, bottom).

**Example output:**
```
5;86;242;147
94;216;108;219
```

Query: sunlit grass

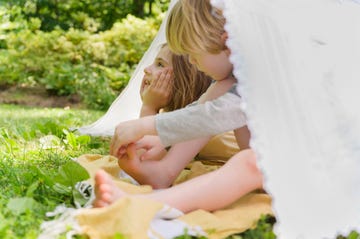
0;104;102;130
0;104;109;239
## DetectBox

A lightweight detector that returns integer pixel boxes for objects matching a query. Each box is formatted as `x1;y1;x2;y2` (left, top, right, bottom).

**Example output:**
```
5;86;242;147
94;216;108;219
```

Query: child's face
188;49;233;81
142;46;173;88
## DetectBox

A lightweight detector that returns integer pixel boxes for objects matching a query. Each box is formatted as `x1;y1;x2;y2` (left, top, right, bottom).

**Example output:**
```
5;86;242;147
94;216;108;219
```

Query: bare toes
93;169;127;208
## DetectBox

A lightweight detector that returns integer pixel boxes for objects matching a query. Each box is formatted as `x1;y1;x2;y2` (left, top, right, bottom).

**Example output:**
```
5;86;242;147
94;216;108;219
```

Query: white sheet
216;0;360;238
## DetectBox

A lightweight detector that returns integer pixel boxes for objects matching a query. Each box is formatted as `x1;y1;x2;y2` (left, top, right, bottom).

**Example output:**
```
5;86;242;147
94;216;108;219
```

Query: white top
155;86;247;146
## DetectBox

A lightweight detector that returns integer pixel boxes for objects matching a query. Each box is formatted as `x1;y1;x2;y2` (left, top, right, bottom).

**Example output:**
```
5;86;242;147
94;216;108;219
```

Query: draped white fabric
77;0;179;136
79;0;360;238
216;0;360;238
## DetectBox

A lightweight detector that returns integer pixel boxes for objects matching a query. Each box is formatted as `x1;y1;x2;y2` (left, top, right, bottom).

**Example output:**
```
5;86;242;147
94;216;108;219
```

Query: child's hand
110;116;156;157
117;143;142;174
135;135;167;161
141;68;173;112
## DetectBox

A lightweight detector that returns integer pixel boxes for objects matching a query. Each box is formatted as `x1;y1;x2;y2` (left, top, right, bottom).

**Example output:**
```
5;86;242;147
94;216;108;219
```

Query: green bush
4;0;169;31
0;12;160;110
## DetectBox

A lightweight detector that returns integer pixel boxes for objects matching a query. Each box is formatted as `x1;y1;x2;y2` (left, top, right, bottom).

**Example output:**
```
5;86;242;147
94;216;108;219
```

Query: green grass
0;104;109;239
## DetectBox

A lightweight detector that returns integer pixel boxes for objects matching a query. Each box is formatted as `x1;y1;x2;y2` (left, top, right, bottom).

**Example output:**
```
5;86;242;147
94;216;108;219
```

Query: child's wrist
141;116;156;136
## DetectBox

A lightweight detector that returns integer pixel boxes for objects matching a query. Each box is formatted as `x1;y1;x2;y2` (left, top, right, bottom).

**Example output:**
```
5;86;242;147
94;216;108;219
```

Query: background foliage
2;0;169;31
0;0;169;109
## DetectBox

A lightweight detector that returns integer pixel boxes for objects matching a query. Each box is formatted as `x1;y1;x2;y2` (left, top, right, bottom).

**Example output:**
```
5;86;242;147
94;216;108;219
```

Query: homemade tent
78;0;360;238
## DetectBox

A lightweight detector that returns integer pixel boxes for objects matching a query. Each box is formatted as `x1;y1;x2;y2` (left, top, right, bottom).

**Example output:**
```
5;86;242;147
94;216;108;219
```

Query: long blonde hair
165;52;212;111
166;0;226;55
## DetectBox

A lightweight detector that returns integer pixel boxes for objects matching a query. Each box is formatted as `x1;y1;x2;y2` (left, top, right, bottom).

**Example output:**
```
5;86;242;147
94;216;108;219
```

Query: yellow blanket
76;154;273;239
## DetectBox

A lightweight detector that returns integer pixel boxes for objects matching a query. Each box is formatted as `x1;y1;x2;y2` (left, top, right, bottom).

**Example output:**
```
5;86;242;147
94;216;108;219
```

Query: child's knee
241;150;263;186
232;149;260;174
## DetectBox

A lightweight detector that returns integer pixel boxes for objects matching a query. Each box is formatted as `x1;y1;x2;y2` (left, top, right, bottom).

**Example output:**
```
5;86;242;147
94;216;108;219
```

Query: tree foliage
3;0;170;31
0;1;168;109
0;14;160;110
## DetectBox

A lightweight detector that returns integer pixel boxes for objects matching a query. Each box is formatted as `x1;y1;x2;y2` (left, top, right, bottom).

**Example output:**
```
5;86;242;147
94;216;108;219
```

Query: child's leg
93;149;263;213
148;149;262;212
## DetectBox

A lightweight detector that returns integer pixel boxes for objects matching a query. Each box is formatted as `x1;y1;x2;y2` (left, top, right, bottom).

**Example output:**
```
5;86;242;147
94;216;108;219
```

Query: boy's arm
234;126;251;150
156;89;246;147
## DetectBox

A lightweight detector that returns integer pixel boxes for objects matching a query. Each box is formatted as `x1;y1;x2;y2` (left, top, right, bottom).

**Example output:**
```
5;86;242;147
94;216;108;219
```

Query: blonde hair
166;53;212;111
166;0;226;55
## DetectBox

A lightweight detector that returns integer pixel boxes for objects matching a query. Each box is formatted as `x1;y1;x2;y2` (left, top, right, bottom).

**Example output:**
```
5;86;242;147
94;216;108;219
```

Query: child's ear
221;31;228;44
221;31;231;54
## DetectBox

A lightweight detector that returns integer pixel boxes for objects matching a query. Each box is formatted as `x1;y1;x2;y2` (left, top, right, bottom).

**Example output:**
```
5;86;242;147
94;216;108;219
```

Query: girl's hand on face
141;68;173;112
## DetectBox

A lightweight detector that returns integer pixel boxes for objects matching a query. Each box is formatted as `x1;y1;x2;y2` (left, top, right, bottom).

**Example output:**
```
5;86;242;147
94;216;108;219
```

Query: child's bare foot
93;170;127;208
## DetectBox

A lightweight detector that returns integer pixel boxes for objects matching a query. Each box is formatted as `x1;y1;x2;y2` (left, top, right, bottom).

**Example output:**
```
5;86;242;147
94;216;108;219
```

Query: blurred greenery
1;0;170;31
0;0;169;110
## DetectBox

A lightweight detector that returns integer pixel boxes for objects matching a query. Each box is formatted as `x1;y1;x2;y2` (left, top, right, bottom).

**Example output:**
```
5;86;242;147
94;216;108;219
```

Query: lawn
0;104;108;238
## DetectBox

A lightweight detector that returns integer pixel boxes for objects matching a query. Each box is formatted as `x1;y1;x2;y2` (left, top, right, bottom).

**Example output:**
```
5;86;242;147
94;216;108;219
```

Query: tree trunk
132;0;145;17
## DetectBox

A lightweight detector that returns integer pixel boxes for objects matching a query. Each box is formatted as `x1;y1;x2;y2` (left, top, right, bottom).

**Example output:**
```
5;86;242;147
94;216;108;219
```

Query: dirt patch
0;86;84;109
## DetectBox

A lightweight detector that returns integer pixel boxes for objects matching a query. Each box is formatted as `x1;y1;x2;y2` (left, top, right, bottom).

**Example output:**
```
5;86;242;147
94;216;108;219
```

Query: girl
116;44;241;188
139;44;211;117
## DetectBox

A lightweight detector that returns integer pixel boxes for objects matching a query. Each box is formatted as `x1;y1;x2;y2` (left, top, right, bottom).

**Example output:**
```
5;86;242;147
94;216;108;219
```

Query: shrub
0;14;160;110
4;0;169;32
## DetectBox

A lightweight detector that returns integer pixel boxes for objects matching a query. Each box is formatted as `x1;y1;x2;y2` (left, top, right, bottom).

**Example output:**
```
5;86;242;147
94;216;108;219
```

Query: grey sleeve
155;91;247;146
